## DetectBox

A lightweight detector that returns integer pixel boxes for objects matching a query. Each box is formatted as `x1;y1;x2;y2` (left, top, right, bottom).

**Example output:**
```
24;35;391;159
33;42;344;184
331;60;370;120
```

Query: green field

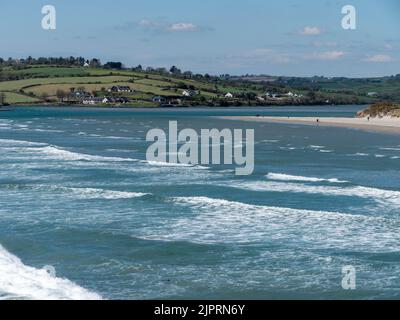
1;64;399;106
3;92;41;104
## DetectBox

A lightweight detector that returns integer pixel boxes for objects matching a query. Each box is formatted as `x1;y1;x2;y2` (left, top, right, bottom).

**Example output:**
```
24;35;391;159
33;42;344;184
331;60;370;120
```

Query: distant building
72;90;91;98
367;92;378;96
82;97;108;105
114;97;129;104
83;62;90;67
152;96;167;103
225;92;234;98
108;86;133;93
182;90;198;97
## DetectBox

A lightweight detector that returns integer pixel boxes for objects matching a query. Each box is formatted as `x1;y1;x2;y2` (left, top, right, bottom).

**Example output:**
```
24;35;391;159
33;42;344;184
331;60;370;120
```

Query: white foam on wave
380;147;400;151
231;180;400;207
144;160;209;170
32;129;64;133
349;153;369;157
36;146;138;162
266;173;347;183
319;150;333;153
141;196;400;249
0;139;46;147
0;245;101;300
1;139;139;163
66;187;149;200
5;184;149;200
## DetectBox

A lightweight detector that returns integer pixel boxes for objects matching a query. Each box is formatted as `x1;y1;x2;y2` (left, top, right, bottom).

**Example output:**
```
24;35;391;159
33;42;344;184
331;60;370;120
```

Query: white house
225;92;234;98
83;62;90;67
82;97;105;105
182;90;191;97
286;92;295;97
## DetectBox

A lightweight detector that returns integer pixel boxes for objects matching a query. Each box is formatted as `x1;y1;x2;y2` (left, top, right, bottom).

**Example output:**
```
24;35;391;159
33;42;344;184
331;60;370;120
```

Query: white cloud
168;23;197;32
306;51;346;61
363;54;394;62
298;26;323;36
136;20;202;33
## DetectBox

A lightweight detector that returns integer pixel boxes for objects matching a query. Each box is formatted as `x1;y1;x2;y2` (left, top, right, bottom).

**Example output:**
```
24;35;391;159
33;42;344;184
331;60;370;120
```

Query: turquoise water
0;105;400;300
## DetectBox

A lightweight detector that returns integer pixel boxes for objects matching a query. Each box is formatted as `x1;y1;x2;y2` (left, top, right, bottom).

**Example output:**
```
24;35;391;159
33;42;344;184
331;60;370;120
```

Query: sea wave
266;173;347;183
35;146;139;162
380;147;400;151
142;196;400;248
0;245;101;300
1;184;149;200
0;138;46;147
65;187;149;200
231;180;400;207
0;139;139;162
143;160;209;169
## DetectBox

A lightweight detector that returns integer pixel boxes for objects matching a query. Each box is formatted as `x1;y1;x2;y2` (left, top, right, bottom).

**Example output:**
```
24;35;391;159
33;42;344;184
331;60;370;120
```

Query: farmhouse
108;86;133;93
182;90;198;97
225;92;234;98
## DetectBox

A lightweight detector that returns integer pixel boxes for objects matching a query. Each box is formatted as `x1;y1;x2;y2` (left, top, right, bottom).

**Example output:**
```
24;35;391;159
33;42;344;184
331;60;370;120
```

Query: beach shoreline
220;116;400;135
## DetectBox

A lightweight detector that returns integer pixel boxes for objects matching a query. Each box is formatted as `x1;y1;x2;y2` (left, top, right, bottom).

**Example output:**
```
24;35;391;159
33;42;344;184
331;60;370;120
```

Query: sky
0;0;399;77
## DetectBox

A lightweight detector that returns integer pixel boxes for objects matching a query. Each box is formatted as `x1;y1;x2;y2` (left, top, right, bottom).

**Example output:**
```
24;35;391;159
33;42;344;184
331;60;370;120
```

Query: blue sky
0;0;399;77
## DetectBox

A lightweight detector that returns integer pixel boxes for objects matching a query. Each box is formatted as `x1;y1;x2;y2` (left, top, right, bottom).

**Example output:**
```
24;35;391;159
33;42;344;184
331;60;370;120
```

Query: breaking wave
36;146;138;162
266;173;347;183
139;196;400;249
1;184;149;200
231;180;400;207
0;245;102;300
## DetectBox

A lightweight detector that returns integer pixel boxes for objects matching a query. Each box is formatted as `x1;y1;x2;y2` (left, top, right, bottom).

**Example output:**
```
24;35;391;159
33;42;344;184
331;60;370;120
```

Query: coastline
220;116;400;135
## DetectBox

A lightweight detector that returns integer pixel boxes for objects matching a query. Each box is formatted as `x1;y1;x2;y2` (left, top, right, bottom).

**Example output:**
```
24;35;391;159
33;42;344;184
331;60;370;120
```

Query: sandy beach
221;116;400;134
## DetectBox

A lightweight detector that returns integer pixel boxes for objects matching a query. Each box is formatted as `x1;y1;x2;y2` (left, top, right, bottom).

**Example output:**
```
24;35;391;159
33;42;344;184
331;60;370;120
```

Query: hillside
1;59;399;107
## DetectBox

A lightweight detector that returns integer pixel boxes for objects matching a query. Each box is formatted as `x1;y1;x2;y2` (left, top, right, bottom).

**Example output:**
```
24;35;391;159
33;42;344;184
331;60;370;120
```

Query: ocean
0;105;399;300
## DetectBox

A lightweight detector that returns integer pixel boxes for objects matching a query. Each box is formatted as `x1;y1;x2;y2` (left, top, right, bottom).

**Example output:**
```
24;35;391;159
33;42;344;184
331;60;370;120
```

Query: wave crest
0;245;102;300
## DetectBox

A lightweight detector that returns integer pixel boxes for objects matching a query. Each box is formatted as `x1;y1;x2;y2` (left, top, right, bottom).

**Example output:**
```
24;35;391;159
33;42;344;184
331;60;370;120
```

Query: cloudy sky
0;0;399;77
